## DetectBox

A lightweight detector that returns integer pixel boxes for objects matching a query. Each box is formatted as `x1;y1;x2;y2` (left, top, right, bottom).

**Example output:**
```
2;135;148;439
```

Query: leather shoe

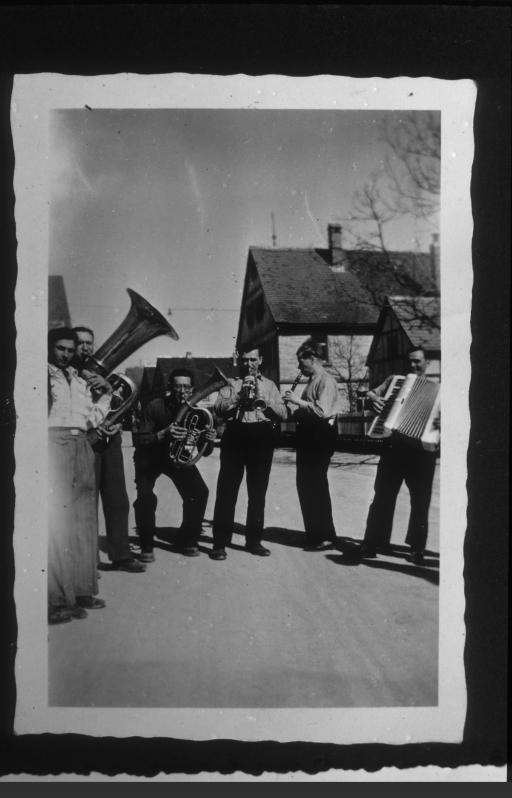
70;605;88;619
48;607;72;625
112;558;146;572
303;541;334;552
245;543;271;556
181;546;201;557
210;547;227;561
358;543;377;558
76;596;106;610
138;551;155;563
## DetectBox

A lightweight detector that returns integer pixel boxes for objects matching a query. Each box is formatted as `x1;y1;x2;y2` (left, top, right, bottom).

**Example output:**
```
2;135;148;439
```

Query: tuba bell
85;289;179;450
167;366;230;468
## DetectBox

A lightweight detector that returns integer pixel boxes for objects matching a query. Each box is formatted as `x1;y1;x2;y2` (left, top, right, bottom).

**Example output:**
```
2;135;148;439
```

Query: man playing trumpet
210;348;287;560
132;368;217;560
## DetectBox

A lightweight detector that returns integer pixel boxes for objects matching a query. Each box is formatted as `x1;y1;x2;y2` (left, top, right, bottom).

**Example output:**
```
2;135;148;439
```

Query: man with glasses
132;368;216;560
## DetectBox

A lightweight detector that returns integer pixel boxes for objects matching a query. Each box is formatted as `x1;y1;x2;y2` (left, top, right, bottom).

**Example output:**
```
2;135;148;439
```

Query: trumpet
240;370;267;412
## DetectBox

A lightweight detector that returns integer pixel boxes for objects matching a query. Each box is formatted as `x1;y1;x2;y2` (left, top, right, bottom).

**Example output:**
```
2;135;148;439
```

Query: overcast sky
49;108;437;367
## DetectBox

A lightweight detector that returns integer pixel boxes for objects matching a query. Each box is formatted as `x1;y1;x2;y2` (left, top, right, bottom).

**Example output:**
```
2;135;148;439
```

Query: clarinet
284;371;303;404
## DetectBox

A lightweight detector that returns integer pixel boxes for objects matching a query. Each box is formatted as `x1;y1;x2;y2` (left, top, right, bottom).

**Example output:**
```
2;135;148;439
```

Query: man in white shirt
48;327;110;624
210;348;287;560
73;326;145;574
284;339;340;551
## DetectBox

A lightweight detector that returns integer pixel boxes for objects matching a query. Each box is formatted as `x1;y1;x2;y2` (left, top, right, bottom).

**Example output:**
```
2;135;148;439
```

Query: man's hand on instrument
369;392;385;413
96;421;122;439
168;422;188;441
82;370;112;395
283;390;301;406
204;427;217;443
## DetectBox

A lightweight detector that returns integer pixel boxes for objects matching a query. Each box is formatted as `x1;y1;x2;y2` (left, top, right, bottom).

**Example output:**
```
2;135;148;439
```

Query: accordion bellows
368;374;440;452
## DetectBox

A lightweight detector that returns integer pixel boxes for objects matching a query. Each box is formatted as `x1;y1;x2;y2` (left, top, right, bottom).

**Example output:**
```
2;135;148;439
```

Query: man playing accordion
351;346;440;565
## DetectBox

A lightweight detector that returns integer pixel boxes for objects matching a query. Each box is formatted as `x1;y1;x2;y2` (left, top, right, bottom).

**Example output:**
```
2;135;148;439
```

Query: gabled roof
248;247;432;327
388;296;440;351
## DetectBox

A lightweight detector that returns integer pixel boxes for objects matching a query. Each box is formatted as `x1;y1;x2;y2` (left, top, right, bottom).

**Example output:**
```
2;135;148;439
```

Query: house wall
368;310;441;386
237;263;276;352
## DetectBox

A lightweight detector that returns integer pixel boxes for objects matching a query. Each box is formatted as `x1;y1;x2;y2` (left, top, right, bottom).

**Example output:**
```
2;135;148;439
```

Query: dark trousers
364;445;437;552
296;420;337;545
133;450;209;551
95;433;131;562
212;422;275;548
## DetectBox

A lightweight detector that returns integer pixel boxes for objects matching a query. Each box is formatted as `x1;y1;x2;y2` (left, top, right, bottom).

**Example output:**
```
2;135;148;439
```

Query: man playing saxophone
210;348;287;560
132;368;217;560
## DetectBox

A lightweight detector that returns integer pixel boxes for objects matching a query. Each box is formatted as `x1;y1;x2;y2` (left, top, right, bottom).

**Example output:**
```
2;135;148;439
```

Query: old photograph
12;74;474;745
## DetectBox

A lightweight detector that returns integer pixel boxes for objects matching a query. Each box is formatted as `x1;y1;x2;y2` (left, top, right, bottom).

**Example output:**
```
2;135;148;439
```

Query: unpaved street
49;437;439;708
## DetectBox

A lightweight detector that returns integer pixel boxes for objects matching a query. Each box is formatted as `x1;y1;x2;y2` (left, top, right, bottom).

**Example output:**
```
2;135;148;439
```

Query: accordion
368;374;440;451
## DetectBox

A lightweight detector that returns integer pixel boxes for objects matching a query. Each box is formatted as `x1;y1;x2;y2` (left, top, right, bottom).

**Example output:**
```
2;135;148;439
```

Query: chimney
327;223;348;272
429;233;440;289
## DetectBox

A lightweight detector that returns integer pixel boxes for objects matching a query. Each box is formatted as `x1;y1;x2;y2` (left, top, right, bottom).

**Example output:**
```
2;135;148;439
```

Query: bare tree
328;335;370;412
333;111;441;329
349;111;440;247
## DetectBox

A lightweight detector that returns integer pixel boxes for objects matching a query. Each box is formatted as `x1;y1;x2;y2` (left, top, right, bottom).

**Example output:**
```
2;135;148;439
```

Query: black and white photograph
11;71;477;761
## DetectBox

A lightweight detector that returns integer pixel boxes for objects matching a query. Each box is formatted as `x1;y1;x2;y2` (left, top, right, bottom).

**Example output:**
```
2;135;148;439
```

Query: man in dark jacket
132;368;216;561
351;347;440;565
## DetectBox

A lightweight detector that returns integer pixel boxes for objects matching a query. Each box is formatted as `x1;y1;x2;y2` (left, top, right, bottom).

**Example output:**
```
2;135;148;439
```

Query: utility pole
271;212;277;248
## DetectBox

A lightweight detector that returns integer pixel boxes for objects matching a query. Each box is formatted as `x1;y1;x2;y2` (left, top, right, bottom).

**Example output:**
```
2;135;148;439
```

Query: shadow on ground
327;552;440;585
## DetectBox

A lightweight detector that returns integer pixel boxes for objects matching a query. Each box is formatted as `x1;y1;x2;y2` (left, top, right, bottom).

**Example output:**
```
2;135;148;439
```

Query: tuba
167;366;230;468
85;289;179;450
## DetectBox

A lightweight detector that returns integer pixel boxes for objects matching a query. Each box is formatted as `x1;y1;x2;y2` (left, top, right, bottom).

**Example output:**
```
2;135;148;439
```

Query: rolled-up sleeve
215;383;239;419
265;381;288;420
86;392;111;429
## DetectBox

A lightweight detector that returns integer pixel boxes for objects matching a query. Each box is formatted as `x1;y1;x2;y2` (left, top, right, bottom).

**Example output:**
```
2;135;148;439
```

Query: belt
49;426;85;436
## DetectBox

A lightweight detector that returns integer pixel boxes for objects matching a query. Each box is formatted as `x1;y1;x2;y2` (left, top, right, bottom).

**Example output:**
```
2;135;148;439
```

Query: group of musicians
48;323;439;625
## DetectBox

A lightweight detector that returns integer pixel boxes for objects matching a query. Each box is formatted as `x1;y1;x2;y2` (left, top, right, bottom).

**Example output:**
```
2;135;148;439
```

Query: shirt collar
48;362;77;378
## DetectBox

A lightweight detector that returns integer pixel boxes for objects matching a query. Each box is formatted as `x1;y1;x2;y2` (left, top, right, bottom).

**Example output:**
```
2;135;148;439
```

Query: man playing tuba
73;326;146;574
132;368;217;560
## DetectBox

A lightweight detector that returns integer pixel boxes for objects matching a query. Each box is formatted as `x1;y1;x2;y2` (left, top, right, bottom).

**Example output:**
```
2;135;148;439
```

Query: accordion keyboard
367;375;406;439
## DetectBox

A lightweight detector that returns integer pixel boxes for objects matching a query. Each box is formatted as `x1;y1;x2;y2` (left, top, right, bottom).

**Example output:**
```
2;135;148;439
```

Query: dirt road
49;438;439;708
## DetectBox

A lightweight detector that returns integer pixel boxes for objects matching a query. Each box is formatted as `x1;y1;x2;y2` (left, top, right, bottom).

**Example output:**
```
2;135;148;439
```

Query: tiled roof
388;296;441;351
249;247;431;327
